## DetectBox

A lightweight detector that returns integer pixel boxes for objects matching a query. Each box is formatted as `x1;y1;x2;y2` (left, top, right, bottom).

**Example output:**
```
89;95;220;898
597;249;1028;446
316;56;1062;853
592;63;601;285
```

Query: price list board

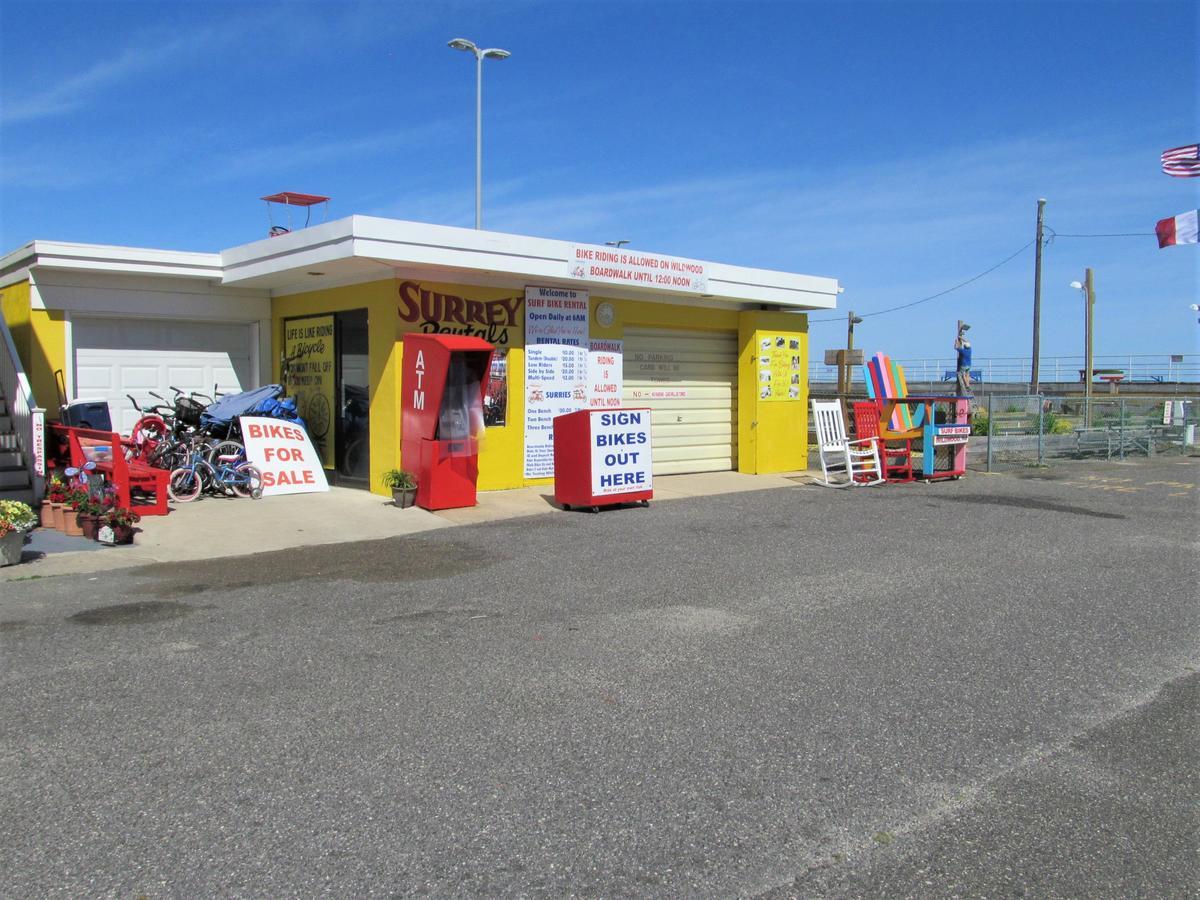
524;273;591;482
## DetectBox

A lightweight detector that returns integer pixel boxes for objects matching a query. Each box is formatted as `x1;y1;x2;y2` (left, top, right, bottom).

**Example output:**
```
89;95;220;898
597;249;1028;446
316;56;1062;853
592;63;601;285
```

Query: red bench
51;424;170;516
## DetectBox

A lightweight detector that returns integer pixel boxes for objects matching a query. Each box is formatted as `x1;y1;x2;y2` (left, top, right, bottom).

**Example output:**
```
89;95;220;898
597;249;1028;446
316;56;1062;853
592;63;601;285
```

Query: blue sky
1;0;1196;362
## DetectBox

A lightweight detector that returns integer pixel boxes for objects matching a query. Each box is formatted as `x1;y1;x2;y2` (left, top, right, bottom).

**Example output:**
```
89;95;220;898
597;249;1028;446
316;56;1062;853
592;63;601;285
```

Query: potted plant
0;500;37;566
97;506;140;545
62;487;87;537
381;469;418;508
76;493;105;540
46;476;68;531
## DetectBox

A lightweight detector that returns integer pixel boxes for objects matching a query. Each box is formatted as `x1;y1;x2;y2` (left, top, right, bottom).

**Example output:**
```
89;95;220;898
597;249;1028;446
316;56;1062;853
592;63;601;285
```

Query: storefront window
483;350;508;426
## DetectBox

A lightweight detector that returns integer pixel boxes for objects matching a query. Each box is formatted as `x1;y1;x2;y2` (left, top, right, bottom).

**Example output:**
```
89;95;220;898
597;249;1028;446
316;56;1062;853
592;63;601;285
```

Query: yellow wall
1;280;66;416
737;310;810;473
275;277;812;496
1;280;32;363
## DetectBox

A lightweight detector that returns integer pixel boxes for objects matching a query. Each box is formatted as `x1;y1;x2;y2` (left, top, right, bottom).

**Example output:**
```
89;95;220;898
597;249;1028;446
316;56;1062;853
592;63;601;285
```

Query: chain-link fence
970;394;1200;472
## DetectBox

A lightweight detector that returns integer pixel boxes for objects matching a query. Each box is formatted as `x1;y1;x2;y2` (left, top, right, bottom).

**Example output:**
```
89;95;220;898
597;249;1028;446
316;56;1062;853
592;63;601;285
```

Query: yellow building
1;218;840;499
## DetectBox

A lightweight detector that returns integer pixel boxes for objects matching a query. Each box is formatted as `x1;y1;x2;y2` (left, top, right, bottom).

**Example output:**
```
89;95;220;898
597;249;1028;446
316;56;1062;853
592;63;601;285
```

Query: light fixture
606;240;630;248
1070;280;1083;290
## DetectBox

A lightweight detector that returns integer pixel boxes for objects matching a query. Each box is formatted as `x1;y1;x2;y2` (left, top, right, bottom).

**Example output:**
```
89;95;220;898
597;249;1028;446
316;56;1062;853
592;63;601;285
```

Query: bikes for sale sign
240;416;329;496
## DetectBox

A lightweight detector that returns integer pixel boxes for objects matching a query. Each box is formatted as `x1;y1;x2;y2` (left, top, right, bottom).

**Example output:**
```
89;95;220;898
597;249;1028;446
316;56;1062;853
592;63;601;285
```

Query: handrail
0;315;45;500
810;353;1200;385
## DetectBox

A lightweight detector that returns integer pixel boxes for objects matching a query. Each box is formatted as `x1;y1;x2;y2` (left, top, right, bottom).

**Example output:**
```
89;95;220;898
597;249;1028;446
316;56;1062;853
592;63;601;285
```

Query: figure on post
955;320;973;397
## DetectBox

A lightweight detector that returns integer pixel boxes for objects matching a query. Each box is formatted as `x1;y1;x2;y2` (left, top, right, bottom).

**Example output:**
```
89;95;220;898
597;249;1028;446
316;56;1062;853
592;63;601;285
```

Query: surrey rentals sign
568;244;708;293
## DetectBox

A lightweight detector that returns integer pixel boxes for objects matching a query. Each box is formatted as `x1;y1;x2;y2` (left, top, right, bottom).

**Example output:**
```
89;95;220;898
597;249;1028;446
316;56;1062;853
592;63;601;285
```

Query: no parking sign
240;416;329;496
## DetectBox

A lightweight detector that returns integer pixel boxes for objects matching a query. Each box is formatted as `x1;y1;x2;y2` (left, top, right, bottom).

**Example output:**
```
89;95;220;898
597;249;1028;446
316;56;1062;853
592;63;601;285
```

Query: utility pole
1031;198;1046;391
839;310;863;398
1084;267;1095;424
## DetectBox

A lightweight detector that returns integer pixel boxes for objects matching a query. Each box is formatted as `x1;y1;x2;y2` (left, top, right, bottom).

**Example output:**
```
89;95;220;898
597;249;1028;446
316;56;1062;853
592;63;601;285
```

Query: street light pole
474;51;483;229
448;38;511;230
1071;270;1096;424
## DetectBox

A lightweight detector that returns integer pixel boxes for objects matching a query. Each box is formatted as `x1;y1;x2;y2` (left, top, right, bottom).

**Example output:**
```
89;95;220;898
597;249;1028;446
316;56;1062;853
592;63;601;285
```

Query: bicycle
167;439;263;502
126;393;177;462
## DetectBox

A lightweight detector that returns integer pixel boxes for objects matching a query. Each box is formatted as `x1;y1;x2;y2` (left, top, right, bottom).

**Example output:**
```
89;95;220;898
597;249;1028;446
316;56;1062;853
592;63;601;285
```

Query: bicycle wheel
206;439;245;466
230;463;263;499
167;467;203;502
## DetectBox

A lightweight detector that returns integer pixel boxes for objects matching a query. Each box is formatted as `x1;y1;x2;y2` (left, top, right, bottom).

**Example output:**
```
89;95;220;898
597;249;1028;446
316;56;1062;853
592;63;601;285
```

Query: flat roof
0;240;224;288
2;217;840;311
221;215;840;310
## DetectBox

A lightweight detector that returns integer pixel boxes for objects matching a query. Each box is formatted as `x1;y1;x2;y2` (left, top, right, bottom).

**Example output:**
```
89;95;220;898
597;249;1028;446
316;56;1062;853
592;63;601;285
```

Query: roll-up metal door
622;327;737;475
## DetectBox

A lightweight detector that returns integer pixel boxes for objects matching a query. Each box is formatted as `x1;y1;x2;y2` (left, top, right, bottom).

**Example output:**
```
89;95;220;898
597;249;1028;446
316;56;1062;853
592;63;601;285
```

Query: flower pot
51;502;66;532
98;523;135;545
0;530;25;566
63;509;84;537
39;503;55;528
392;487;417;509
79;513;98;541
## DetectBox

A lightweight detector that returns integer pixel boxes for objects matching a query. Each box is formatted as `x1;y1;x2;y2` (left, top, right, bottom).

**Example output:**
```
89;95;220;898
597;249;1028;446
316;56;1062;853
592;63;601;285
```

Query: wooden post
1084;268;1094;425
1031;198;1046;391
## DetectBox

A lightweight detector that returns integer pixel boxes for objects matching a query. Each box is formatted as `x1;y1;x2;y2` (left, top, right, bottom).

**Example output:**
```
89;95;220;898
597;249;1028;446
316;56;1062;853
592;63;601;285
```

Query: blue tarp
200;385;284;428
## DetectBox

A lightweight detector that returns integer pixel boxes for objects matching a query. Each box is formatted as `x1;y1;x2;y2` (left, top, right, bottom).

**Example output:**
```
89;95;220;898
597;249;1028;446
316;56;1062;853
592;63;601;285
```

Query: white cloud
1;33;216;124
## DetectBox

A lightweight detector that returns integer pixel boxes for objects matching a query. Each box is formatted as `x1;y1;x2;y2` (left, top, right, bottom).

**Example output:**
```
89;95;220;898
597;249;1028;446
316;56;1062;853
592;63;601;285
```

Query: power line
1048;231;1154;237
809;239;1036;324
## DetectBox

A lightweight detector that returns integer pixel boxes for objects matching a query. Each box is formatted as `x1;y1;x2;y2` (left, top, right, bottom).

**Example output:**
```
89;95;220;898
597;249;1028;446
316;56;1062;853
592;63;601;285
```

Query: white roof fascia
0;264;32;290
220;218;358;281
221;215;839;310
0;240;223;282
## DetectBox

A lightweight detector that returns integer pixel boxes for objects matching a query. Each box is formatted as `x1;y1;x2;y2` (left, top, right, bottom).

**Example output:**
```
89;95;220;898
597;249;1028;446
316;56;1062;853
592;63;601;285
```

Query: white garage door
74;317;254;434
623;327;738;475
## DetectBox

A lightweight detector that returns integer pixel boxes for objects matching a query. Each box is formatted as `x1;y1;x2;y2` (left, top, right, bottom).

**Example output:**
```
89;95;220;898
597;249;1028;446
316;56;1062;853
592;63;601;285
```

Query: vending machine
553;408;653;512
400;333;494;510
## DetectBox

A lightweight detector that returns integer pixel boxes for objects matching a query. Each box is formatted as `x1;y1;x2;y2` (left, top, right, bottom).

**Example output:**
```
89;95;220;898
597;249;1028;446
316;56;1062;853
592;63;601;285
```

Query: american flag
1161;144;1200;177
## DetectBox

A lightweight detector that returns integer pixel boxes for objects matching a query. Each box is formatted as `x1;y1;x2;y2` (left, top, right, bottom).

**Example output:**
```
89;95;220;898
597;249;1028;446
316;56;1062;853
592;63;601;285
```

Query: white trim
29;274;44;311
0;240;222;282
62;310;73;402
222;215;840;310
250;320;262;389
4;218;841;313
0;265;32;290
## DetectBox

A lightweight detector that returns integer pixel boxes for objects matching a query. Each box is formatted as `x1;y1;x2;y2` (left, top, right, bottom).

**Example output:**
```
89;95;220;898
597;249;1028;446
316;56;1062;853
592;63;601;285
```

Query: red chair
52;424;170;516
853;400;914;483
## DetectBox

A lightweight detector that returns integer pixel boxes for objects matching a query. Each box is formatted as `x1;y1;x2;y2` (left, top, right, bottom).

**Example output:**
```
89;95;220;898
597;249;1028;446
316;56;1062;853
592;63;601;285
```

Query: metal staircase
1;312;44;506
0;388;35;504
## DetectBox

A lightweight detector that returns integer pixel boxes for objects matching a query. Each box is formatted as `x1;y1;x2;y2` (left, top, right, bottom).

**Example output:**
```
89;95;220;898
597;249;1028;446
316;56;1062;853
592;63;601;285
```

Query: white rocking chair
810;399;885;487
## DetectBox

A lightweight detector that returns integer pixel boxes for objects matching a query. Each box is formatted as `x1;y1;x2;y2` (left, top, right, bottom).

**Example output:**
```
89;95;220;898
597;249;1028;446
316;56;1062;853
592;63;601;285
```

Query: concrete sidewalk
0;470;813;580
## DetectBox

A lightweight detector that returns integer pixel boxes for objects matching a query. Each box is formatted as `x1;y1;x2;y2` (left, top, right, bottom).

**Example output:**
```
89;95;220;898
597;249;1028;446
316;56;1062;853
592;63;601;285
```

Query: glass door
334;309;370;484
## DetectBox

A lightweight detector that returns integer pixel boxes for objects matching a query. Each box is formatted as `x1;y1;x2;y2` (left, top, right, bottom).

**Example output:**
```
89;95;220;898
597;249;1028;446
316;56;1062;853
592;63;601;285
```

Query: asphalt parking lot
2;456;1197;897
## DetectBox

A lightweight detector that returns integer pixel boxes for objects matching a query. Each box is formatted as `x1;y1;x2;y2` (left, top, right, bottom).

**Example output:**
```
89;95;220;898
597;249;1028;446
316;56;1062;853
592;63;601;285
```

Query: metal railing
975;394;1199;471
0;315;45;500
810;354;1200;385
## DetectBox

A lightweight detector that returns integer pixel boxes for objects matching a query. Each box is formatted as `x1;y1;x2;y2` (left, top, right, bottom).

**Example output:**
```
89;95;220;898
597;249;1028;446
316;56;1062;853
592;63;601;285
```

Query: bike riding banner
283;314;336;469
240;416;329;496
